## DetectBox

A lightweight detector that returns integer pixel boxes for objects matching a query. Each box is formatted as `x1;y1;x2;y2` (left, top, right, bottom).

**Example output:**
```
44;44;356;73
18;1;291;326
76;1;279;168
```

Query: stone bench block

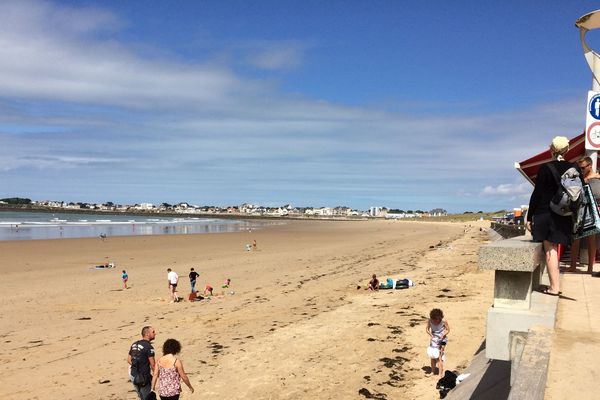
479;237;543;310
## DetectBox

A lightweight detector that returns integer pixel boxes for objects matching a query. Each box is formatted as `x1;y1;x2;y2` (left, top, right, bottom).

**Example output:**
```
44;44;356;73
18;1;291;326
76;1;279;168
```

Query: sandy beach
0;219;493;399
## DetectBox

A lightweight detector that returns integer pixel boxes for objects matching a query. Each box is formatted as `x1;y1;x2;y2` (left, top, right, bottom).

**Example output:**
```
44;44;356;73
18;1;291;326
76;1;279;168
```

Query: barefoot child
121;270;128;289
367;274;379;291
426;308;450;378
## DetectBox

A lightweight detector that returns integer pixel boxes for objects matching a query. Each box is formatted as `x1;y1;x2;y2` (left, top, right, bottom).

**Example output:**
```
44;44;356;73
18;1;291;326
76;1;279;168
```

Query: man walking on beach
128;326;156;400
167;268;179;302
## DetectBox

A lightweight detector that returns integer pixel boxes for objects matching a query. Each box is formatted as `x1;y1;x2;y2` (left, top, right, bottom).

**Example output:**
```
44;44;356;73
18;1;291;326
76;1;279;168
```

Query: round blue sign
590;94;600;120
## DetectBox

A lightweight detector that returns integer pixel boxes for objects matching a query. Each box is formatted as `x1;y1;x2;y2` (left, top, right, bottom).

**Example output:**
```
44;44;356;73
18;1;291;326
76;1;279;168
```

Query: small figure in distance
189;267;199;293
151;338;194;399
122;270;129;289
100;233;107;241
167;268;179;303
253;239;257;250
426;308;450;378
204;284;213;296
222;278;231;288
367;274;379;291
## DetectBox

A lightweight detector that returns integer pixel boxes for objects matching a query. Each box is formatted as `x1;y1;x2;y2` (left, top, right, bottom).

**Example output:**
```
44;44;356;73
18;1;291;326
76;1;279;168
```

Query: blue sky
2;0;600;212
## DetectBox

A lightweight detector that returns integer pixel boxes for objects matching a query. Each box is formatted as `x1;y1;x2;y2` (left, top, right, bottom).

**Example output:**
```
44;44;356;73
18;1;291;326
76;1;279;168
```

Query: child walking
122;270;128;289
426;308;450;378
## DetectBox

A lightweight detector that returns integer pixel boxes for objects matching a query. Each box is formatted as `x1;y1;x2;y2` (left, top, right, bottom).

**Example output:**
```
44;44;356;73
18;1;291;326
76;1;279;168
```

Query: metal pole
576;13;600;170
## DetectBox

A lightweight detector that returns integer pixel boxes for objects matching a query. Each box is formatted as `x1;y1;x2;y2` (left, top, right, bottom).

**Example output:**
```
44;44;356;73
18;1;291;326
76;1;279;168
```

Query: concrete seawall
446;231;558;399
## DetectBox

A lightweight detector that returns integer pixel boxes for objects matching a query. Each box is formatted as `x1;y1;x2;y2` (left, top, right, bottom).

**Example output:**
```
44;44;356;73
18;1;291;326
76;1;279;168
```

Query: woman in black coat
526;136;579;296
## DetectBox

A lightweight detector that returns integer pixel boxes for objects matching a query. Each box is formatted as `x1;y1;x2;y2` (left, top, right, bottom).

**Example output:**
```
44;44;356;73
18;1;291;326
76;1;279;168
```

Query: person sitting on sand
204;284;213;296
426;308;450;378
122;270;129;289
367;274;379;291
222;278;231;288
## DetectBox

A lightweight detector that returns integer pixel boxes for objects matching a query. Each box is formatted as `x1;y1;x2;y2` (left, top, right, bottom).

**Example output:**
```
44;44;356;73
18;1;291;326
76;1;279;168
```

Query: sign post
575;10;600;168
586;91;600;150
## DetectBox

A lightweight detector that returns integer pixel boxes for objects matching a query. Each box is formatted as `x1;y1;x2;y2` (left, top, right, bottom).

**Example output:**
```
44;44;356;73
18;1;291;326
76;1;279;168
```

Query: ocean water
0;211;275;241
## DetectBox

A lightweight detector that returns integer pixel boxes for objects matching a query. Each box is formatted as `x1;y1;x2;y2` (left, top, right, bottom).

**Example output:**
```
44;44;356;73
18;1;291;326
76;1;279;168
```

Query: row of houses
30;200;447;218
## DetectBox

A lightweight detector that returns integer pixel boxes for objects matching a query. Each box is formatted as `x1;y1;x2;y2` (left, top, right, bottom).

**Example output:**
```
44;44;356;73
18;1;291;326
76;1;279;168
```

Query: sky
2;0;600;212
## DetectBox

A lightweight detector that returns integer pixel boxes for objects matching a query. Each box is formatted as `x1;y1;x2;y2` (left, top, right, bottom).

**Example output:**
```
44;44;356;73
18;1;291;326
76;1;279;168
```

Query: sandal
541;288;561;296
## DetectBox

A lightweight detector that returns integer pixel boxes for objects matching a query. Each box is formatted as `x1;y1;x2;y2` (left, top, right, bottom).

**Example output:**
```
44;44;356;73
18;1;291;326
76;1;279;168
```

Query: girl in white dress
426;308;450;377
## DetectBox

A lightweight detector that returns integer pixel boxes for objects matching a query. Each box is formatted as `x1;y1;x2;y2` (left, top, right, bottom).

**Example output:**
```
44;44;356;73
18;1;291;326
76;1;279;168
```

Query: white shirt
167;271;179;284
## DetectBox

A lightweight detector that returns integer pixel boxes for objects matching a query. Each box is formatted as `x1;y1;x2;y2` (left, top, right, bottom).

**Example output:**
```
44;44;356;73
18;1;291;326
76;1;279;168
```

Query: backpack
547;163;583;216
130;355;151;386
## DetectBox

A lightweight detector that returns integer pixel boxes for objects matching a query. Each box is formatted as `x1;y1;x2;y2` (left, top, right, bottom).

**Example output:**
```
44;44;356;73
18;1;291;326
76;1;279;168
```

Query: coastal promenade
448;233;599;400
545;272;600;400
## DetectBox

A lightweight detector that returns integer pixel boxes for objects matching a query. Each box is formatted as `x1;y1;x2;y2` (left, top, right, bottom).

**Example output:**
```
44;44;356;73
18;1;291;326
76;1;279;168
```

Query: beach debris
379;356;409;369
208;342;226;355
358;388;387;399
93;262;115;269
98;379;110;384
77;317;92;320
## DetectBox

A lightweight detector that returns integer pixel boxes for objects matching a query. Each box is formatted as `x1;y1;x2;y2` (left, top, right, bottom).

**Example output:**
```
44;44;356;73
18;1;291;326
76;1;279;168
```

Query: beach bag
574;184;600;238
547;163;582;216
395;278;412;289
436;370;457;399
130;356;151;386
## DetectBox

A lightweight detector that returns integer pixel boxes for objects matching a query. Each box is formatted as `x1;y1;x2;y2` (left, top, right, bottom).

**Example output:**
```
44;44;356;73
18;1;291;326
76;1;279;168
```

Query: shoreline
0;219;493;399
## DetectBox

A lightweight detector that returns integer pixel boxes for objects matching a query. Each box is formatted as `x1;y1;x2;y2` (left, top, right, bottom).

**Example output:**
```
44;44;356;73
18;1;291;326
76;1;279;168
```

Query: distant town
0;197;449;219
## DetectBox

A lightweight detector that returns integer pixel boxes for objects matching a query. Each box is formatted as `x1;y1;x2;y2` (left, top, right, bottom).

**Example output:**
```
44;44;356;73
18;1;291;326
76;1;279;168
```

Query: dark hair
167;268;172;272
430;308;444;320
141;326;152;337
162;338;182;355
190;268;194;271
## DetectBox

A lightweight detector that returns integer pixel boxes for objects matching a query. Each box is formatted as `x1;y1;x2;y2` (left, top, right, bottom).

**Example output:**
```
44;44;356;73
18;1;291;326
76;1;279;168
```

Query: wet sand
0;219;493;399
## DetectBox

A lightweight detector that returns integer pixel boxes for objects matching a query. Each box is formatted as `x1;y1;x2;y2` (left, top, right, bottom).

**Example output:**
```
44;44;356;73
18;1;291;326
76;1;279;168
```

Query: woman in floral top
151;339;194;400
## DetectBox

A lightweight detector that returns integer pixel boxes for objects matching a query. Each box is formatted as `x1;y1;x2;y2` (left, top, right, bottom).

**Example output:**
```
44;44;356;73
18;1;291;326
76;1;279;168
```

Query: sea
0;211;277;241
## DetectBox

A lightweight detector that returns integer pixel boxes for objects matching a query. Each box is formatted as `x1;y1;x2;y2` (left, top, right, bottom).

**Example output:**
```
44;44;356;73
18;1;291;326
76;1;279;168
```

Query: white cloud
481;183;531;196
245;43;306;70
0;1;587;211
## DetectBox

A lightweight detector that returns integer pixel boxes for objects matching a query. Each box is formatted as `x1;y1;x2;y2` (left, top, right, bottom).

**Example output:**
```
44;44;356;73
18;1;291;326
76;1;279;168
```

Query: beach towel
379;278;395;289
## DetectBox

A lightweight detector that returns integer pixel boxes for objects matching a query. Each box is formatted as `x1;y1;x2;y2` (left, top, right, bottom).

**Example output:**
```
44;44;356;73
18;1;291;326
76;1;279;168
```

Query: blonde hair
550;136;569;160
